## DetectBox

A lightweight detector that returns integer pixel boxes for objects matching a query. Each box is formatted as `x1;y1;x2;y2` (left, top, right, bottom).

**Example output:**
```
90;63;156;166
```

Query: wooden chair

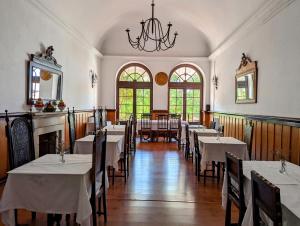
140;113;152;142
193;131;201;181
225;152;246;226
5;110;36;224
244;121;254;159
101;108;107;127
251;170;282;226
168;114;181;149
91;130;108;224
119;123;130;183
67;107;76;154
209;121;216;129
156;114;169;141
129;115;136;154
184;124;191;160
93;108;101;133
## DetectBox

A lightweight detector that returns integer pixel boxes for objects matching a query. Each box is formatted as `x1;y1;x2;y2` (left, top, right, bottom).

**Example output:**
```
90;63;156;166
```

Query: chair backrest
123;122;130;156
209;121;216;129
244;121;254;159
219;125;224;134
225;152;245;211
157;114;168;130
185;124;190;147
91;130;107;200
141;113;152;130
169;114;181;130
251;170;282;226
5;111;35;169
101;108;107;127
67;107;76;154
94;108;101;132
193;131;199;155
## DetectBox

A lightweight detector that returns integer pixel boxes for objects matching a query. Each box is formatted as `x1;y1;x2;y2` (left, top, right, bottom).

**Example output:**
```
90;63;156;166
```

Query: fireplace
32;112;66;158
39;131;57;156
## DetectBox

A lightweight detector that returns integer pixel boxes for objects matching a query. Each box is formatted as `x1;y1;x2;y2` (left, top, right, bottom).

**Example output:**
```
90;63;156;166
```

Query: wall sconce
212;61;218;90
90;70;98;88
212;74;218;90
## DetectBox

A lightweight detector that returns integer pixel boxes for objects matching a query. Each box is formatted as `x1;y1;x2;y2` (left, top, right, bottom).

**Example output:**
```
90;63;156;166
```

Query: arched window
168;64;203;122
117;63;153;121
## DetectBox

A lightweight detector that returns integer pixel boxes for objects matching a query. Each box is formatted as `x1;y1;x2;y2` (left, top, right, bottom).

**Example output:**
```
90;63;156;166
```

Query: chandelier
126;0;178;52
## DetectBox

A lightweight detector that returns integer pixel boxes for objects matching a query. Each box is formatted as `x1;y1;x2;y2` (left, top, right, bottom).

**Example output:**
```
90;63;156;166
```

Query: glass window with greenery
117;63;153;121
168;64;203;123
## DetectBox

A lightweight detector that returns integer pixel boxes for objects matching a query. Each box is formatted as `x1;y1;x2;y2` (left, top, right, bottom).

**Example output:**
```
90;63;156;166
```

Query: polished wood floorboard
0;141;231;226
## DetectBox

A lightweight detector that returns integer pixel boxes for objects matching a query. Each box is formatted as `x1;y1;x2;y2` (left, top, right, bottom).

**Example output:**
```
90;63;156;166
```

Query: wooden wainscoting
107;109;116;124
212;112;300;165
64;110;93;150
0;119;8;182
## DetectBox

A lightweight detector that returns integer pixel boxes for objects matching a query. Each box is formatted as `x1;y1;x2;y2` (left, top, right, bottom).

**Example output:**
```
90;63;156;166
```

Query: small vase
35;106;44;112
58;105;66;112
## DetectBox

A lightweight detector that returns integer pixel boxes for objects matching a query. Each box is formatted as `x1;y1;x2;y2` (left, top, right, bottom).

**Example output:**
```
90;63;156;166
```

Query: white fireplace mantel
32;112;67;158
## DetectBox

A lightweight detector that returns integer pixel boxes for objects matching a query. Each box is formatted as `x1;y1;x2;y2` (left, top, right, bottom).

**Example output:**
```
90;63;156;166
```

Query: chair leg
217;162;221;184
103;192;108;223
197;158;201;182
195;156;198;176
225;198;232;226
112;167;115;185
98;196;102;215
66;214;71;226
32;212;36;220
127;156;130;178
14;209;18;226
47;214;53;226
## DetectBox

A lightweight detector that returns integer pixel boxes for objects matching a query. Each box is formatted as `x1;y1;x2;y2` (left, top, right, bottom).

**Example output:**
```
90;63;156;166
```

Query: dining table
85;118;112;135
74;134;124;171
189;128;219;150
102;125;126;135
222;161;300;226
0;154;93;226
198;136;249;171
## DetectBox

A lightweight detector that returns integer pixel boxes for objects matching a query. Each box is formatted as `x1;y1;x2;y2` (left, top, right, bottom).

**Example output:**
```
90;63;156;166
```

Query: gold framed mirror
235;53;257;104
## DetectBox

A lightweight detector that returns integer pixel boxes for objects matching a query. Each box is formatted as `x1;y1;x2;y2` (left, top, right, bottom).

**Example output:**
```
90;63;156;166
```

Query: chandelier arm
127;32;138;49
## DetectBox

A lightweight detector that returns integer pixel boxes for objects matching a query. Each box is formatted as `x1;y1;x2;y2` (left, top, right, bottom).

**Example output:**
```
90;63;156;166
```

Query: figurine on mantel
34;98;44;112
58;100;66;111
43;101;56;112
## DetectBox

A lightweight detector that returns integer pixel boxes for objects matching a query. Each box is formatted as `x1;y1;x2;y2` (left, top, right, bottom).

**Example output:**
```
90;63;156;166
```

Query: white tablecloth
198;136;248;171
0;154;93;226
74;135;124;171
222;161;300;226
85;120;112;135
102;125;126;135
189;128;219;151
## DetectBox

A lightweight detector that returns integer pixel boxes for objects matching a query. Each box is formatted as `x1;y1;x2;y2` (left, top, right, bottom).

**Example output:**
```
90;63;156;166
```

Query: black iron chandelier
126;0;178;52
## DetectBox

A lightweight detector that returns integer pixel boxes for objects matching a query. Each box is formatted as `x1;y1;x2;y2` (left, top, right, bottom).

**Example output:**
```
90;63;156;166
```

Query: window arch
117;63;153;121
168;64;203;122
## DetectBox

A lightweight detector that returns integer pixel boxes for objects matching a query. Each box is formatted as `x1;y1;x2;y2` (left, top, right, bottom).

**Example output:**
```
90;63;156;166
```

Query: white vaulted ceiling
37;0;267;56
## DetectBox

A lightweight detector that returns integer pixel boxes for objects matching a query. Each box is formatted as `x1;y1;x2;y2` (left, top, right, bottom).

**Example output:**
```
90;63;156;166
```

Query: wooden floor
0;141;228;226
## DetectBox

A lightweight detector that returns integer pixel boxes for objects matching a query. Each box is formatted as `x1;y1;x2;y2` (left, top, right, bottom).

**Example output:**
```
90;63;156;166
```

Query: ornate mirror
235;53;257;104
27;46;63;104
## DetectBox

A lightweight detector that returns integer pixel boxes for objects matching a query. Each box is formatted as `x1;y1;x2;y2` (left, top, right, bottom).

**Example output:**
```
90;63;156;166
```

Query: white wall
99;56;210;110
210;1;300;118
0;0;101;112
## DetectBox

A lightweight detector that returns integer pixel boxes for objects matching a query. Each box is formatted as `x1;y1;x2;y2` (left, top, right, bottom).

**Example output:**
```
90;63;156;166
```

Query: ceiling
37;0;267;56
